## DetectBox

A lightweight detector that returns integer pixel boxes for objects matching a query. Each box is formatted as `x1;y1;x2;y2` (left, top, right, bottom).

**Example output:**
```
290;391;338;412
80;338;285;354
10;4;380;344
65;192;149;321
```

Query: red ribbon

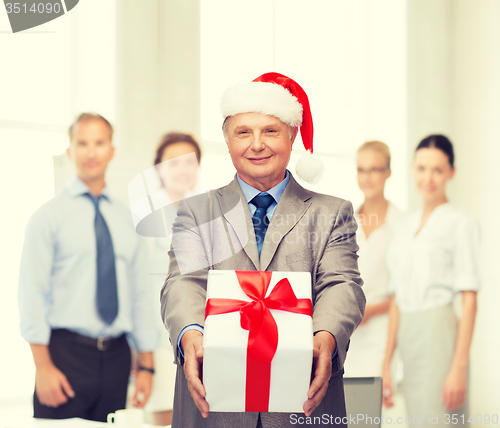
205;271;312;412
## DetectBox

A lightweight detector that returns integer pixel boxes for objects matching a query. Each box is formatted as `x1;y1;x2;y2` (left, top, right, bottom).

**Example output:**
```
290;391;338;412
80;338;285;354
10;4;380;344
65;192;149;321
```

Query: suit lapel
217;176;260;270
260;175;312;271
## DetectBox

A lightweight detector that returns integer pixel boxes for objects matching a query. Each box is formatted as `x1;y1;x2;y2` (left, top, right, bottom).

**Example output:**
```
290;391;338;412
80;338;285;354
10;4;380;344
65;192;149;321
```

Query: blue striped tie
86;193;118;325
250;194;274;256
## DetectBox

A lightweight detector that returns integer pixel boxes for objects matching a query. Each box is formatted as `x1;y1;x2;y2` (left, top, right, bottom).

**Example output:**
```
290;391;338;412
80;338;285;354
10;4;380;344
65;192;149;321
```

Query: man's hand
181;330;208;418
35;364;75;408
132;352;154;407
132;370;153;408
30;344;75;408
303;331;336;417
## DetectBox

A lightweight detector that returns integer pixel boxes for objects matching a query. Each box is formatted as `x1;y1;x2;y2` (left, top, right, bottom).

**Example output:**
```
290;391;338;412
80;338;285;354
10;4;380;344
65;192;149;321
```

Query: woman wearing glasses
382;135;479;426
343;141;402;377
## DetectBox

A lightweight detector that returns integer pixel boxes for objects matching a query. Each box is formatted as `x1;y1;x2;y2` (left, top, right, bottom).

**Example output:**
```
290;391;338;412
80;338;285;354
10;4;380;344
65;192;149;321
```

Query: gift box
203;270;313;412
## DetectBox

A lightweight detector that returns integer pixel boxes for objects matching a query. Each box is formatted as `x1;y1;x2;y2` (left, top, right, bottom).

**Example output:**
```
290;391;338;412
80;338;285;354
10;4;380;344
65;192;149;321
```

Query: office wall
450;0;500;414
115;0;200;156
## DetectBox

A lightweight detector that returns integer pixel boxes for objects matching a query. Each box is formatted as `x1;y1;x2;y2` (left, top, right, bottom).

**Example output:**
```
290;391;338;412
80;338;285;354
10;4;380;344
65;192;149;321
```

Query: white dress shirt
18;177;159;351
387;203;481;313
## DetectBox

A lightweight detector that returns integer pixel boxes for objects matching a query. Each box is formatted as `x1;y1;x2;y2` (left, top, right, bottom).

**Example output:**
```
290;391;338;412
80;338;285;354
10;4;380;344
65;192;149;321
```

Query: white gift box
203;270;313;412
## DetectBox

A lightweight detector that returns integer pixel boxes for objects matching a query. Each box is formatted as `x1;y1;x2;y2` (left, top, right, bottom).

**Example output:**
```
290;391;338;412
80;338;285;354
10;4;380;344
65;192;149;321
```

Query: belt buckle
97;336;107;351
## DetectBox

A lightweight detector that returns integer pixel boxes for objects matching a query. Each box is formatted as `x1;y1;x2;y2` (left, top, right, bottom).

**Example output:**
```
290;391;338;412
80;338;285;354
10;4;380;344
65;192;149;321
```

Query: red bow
205;271;312;412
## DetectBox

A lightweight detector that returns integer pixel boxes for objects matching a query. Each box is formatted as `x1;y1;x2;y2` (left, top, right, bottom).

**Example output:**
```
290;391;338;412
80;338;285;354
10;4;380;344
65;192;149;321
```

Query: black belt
51;329;127;351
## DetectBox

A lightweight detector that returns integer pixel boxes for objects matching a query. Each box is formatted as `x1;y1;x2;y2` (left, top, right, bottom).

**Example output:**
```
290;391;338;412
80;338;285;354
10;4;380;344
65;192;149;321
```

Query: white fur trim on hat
221;81;303;127
295;150;324;184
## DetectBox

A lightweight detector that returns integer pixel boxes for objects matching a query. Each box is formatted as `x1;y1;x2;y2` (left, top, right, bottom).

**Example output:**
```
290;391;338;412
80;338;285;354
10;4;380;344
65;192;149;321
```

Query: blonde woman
343;141;402;377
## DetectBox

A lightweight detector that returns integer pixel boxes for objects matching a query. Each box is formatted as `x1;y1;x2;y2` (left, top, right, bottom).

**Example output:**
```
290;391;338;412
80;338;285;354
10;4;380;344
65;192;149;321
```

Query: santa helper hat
220;72;324;184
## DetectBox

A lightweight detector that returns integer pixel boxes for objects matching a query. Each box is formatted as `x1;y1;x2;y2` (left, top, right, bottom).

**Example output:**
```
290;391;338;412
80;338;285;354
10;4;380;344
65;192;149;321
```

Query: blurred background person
382;135;480;426
18;113;158;422
343;141;402;377
145;132;202;426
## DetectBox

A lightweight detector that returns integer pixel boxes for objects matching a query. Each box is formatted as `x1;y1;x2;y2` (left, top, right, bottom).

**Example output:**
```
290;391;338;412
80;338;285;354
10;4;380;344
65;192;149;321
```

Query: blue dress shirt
236;170;290;221
18;177;158;352
177;171;290;355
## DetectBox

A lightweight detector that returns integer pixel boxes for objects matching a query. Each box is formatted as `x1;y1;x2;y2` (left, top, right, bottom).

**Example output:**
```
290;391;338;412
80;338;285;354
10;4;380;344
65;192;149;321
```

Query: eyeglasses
357;167;389;175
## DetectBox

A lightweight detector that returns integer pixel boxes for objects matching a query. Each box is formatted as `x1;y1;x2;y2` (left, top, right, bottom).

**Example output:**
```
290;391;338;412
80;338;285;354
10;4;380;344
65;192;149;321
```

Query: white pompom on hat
220;72;323;184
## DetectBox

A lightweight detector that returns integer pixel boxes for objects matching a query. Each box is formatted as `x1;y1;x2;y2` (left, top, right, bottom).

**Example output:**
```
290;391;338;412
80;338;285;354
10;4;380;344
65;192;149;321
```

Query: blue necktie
250;194;274;256
86;193;118;325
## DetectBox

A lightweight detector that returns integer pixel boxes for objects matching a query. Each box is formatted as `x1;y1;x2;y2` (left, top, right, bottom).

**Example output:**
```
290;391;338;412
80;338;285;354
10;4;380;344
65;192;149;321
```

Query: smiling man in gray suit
161;73;365;428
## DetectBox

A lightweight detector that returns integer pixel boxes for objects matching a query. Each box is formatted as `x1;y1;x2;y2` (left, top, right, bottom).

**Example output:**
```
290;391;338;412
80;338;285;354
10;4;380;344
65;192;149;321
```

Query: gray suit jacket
161;174;365;428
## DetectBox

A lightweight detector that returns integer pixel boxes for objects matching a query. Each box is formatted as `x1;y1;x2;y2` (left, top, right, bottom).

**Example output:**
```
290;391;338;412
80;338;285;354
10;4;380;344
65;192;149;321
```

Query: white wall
450;0;500;414
115;0;200;157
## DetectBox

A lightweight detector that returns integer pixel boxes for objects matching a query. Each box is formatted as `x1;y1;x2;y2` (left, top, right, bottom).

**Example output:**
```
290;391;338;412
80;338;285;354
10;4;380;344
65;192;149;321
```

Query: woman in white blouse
382;135;479;426
343;141;402;377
